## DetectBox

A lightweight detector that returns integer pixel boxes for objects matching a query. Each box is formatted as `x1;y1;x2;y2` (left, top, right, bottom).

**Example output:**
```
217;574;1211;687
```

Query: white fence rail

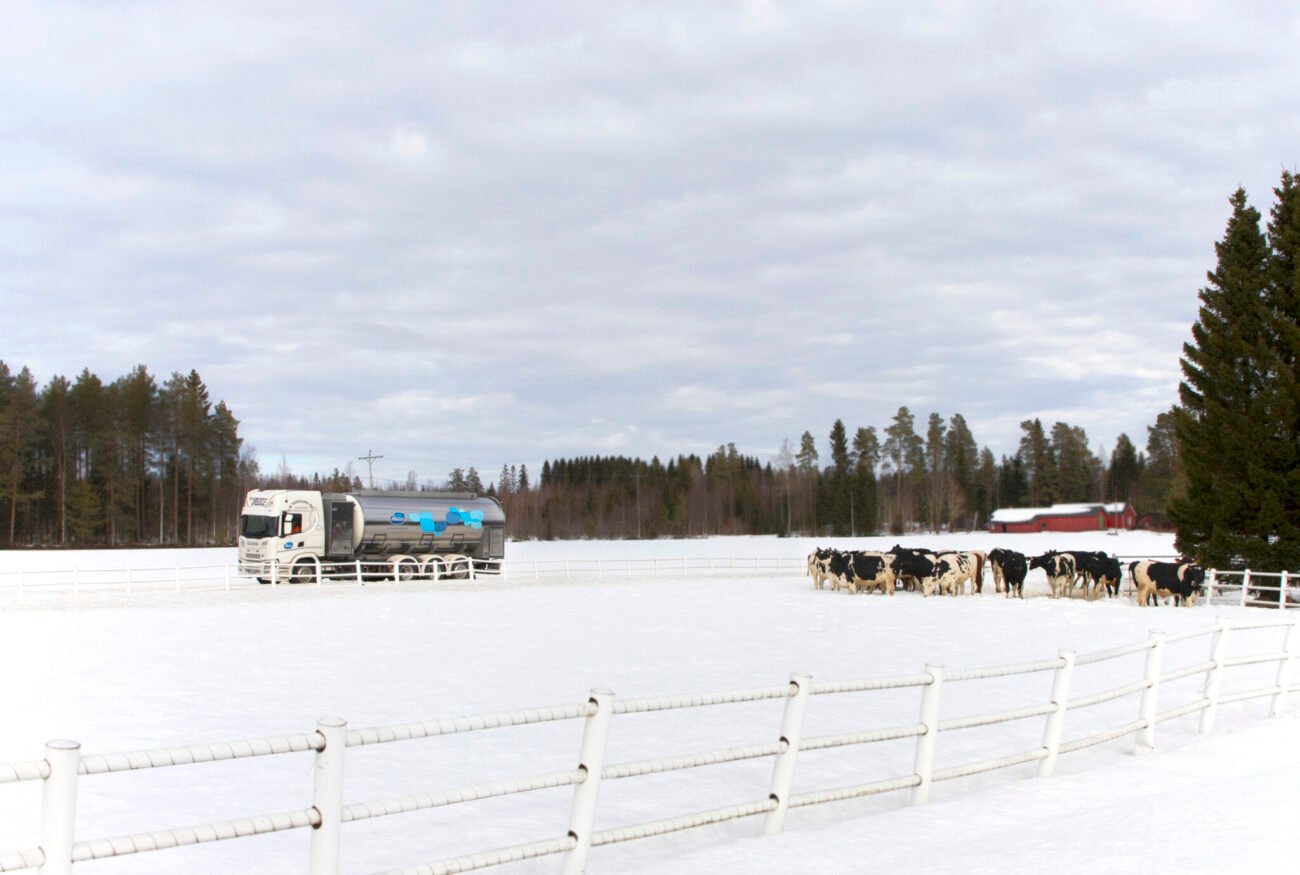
2;616;1297;874
0;555;808;599
1205;569;1299;608
3;555;1298;611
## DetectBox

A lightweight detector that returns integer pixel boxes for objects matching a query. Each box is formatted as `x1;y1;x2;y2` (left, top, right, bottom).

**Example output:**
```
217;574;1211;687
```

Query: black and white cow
988;548;1028;599
1130;560;1205;607
893;551;973;597
889;545;932;592
1095;555;1123;599
808;548;836;590
889;545;982;595
1057;551;1110;599
845;551;898;595
823;550;856;592
1029;551;1077;599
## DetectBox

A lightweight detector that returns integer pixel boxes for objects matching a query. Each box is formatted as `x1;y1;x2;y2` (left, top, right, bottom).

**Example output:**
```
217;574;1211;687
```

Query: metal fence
2;615;1296;874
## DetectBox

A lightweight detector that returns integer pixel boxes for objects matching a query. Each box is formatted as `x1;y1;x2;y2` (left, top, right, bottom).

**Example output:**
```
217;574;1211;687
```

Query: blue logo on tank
385;507;487;533
283;541;294;550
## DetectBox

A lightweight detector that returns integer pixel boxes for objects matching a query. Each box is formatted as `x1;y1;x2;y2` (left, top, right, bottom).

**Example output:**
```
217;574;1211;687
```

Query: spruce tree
1172;187;1275;568
1264;170;1300;572
826;420;851;534
1107;434;1141;503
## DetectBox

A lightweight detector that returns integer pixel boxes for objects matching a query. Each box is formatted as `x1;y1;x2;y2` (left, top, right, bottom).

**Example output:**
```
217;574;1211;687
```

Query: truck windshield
240;515;278;539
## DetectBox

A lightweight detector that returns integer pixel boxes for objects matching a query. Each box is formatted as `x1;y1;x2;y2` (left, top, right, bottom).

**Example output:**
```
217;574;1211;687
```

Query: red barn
988;502;1136;534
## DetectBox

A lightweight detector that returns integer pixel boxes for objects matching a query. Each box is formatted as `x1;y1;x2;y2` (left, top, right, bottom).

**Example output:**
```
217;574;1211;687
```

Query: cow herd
807;546;1207;607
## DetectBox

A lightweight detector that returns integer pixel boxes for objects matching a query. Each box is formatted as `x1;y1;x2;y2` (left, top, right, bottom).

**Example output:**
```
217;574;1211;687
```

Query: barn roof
989;502;1130;524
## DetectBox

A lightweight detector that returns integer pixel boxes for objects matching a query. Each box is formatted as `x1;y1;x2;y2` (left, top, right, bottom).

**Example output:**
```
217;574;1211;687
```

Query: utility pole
631;470;647;539
358;450;384;490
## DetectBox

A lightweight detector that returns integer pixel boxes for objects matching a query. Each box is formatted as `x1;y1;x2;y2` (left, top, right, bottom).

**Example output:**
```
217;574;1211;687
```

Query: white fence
1206;569;1300;608
0;556;809;599
2;615;1296;874
2;555;1298;610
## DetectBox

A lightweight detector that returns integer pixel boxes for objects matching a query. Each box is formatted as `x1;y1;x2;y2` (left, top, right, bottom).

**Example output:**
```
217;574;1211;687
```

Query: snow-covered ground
1;533;1296;874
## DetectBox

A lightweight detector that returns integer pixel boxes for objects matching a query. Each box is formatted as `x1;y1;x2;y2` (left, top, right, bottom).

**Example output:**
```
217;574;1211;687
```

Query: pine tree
1051;422;1093;503
923;413;947;531
1107;434;1141;503
825;420;851;534
795;431;818;472
1172;187;1275;568
0;364;39;544
944;414;978;527
883;406;922;532
1263;170;1300;572
447;467;467;491
1017;419;1056;506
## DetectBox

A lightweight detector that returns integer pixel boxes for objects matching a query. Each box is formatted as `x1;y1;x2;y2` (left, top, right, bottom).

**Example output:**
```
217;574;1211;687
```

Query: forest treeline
0;358;1176;546
0;364;250;546
489;408;1182;541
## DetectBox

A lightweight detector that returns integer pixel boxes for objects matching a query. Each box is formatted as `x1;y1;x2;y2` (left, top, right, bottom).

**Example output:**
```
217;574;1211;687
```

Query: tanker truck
237;489;506;583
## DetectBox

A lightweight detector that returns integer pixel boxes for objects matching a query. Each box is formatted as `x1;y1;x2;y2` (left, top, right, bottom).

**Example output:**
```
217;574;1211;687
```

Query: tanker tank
344;491;506;560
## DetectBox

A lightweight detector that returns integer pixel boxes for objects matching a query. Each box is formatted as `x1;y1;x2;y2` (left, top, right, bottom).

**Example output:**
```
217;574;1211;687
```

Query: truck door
328;501;354;557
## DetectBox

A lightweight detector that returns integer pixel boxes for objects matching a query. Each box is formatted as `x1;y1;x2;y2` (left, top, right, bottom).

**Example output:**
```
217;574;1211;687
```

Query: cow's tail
971;551;986;590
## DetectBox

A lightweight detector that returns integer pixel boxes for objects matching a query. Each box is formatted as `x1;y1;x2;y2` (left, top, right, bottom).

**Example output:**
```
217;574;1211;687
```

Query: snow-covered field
1;533;1297;874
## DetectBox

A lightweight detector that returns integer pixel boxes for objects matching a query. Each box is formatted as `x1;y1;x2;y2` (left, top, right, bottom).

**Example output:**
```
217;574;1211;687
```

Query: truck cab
238;490;327;579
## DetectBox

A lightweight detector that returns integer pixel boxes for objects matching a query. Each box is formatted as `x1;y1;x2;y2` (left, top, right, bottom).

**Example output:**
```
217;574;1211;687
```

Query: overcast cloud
3;1;1299;485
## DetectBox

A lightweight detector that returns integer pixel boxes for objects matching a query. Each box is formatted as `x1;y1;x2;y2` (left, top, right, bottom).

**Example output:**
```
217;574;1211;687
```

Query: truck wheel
291;559;318;584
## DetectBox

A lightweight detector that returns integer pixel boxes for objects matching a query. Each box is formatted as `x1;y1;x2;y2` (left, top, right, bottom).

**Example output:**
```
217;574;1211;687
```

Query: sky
4;1;1300;487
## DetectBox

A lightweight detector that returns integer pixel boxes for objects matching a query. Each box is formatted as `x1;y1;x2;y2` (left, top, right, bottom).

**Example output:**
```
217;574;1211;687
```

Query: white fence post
1270;616;1298;717
1240;570;1251;607
1199;617;1232;735
308;717;347;875
354;561;363;586
1136;630;1166;752
1280;571;1290;609
762;672;813;836
271;559;280;586
1038;649;1076;778
38;739;81;875
1206;569;1216;603
562;689;615;875
911;663;944;805
564;559;570;580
